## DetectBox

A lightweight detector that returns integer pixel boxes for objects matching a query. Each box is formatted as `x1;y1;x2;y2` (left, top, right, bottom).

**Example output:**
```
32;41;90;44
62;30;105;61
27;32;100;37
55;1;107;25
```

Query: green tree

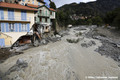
49;0;56;10
104;8;120;29
87;19;92;25
92;16;103;26
113;13;120;29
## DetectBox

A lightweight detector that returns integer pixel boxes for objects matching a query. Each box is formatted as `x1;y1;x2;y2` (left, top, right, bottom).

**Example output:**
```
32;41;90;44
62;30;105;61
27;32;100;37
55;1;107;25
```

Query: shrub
75;32;82;37
66;38;79;43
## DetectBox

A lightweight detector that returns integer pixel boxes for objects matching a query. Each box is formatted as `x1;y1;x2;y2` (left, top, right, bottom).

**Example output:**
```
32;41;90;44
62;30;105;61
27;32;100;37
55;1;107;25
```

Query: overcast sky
52;0;96;8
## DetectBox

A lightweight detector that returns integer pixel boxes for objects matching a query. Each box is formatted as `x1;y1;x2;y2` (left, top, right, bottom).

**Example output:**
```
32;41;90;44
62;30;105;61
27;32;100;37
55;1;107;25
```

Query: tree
92;16;103;26
49;0;56;9
87;19;92;25
104;8;120;29
113;13;120;29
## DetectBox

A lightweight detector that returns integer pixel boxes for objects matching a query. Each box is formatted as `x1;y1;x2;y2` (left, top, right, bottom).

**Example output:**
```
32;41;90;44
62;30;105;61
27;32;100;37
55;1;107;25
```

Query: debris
55;34;62;38
81;40;96;48
41;39;47;44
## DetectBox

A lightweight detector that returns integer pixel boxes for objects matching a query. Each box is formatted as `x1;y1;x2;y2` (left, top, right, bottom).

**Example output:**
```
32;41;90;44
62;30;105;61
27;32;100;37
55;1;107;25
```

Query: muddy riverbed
0;25;120;80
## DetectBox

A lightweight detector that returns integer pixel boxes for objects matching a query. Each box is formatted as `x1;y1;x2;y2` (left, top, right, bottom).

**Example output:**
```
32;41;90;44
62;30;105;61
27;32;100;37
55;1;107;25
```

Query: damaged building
0;0;56;47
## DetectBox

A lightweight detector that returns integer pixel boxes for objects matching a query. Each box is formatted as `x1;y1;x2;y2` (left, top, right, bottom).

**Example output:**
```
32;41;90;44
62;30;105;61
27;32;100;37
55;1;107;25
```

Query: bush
75;32;82;37
104;8;120;30
66;38;79;43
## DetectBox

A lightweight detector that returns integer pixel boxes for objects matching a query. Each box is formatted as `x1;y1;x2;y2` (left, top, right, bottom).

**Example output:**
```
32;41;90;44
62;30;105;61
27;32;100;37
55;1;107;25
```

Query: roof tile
0;2;38;11
49;8;56;12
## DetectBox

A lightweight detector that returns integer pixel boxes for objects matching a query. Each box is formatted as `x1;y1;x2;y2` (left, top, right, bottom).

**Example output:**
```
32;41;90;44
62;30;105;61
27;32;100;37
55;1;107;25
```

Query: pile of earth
0;48;23;63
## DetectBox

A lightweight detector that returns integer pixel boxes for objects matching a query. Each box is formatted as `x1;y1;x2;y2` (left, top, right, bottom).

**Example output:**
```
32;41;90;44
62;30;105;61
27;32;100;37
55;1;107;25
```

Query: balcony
0;15;31;23
38;13;50;18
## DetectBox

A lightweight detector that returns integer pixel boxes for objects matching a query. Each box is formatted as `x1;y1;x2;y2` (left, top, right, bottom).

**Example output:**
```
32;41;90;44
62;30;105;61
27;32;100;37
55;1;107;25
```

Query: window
34;17;36;22
0;0;2;2
0;23;1;32
22;3;24;5
22;0;25;2
50;11;52;15
40;10;42;13
21;11;26;21
46;11;47;16
8;9;14;20
0;8;4;20
40;17;42;22
21;24;27;32
45;18;47;22
10;0;12;3
38;2;40;6
32;0;34;4
9;23;15;32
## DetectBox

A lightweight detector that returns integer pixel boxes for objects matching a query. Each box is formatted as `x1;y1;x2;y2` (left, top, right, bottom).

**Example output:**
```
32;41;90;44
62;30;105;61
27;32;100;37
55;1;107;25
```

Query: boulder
16;59;28;68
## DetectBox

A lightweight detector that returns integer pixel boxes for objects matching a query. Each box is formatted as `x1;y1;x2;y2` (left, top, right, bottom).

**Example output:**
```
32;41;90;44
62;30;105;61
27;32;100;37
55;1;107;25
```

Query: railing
39;22;52;25
38;12;50;17
0;15;31;21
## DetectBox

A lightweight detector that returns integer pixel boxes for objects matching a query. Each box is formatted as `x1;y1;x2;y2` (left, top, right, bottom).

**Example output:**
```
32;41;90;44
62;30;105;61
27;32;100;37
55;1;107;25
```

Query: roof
37;0;45;4
38;5;56;12
0;32;12;38
0;2;38;11
27;4;39;8
49;8;56;12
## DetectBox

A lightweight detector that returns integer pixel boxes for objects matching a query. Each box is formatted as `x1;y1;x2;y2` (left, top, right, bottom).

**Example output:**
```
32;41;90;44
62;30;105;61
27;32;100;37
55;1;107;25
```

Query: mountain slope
58;0;120;16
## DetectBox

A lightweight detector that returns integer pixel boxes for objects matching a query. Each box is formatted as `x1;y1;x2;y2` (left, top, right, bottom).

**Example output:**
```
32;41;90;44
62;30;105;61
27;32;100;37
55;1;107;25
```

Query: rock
118;56;120;60
56;34;61;38
16;59;28;68
118;64;120;67
91;41;96;45
81;43;87;47
117;43;120;48
16;59;25;65
41;39;47;44
81;40;96;48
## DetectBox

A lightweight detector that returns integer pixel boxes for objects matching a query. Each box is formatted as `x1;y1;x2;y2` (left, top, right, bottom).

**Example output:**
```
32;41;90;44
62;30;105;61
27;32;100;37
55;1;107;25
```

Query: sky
52;0;96;8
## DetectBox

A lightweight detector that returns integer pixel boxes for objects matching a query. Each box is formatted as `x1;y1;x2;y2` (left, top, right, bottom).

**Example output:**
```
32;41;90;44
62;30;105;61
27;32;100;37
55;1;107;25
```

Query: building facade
0;2;37;47
36;5;56;33
0;32;12;47
18;0;45;6
26;3;56;33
